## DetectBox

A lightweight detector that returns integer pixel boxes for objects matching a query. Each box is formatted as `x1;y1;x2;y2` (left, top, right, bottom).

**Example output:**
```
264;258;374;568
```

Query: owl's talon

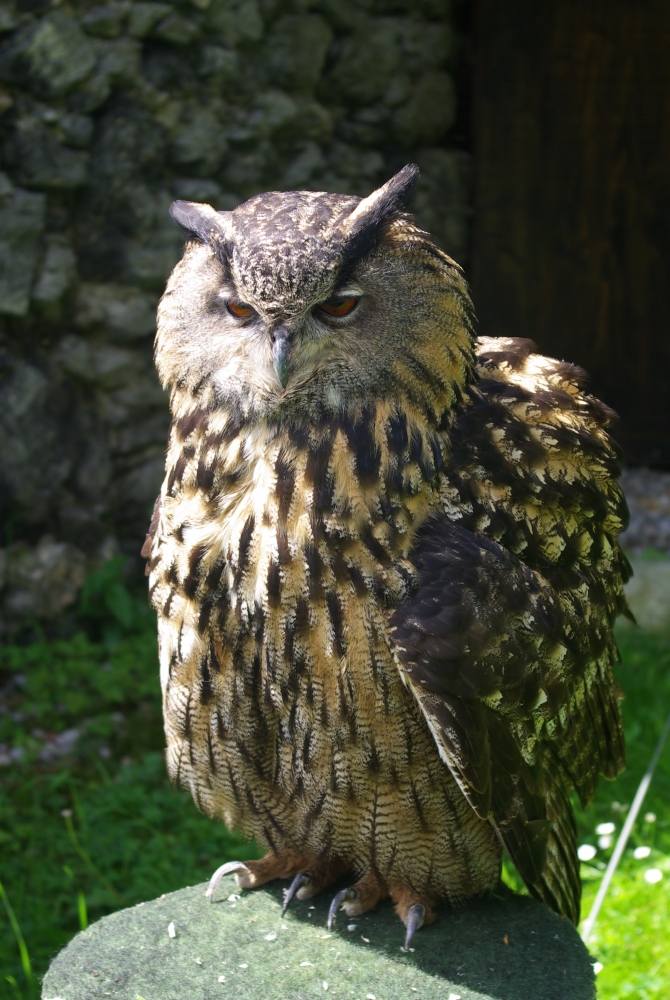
327;887;358;930
282;871;312;915
401;904;425;951
205;861;251;901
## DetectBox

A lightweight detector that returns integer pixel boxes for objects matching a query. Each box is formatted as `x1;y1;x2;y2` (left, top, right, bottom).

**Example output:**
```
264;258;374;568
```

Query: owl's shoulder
441;335;629;574
470;334;616;442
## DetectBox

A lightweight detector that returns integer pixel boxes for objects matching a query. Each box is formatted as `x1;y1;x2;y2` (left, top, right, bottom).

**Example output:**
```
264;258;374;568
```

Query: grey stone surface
5;117;89;189
0;12;96;96
394;70;456;144
622;555;670;632
620;467;670;554
615;468;670;630
75;283;158;338
0;0;470;629
32;239;78;304
0;185;46;315
81;4;129;40
42;881;596;1000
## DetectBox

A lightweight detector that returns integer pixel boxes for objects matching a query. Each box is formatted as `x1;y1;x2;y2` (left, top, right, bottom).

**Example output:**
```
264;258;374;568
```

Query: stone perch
42;881;595;1000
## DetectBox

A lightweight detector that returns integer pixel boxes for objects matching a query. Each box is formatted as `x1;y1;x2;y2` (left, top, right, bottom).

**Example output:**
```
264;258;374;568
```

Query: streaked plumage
144;165;629;941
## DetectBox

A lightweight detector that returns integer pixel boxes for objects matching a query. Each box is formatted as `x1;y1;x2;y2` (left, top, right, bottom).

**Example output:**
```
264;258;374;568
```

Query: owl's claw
282;871;312;915
204;861;251;902
327;887;358;930
401;903;425;952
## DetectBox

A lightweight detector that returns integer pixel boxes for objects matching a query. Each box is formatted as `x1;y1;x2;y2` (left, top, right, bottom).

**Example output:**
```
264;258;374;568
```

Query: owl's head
156;165;474;424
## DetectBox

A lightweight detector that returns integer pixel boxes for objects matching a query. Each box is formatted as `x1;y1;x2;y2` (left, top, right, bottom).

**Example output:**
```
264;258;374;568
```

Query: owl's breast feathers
145;335;629;922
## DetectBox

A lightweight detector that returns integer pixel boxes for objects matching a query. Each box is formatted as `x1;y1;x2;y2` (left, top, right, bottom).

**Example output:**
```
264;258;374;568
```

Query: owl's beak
271;326;291;388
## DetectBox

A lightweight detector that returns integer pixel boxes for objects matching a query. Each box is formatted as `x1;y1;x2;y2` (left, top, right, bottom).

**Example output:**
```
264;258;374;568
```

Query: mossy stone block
42;880;595;1000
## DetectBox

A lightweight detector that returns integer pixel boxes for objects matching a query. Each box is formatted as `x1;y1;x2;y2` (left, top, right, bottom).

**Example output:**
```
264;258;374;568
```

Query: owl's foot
389;884;436;951
206;848;309;901
282;859;347;915
327;872;388;930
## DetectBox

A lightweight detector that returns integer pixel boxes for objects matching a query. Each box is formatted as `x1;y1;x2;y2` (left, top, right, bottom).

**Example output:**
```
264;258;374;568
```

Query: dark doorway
472;0;670;466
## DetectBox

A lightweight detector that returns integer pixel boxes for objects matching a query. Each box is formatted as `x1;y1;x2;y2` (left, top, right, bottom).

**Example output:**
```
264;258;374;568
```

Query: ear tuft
346;164;418;236
169;200;231;245
341;164;419;267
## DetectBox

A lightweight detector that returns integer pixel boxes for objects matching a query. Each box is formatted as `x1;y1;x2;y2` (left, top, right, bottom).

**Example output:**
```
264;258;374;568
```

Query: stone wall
0;0;471;629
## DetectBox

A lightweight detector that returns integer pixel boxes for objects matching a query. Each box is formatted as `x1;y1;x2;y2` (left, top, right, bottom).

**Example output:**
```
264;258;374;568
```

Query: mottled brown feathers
148;174;628;930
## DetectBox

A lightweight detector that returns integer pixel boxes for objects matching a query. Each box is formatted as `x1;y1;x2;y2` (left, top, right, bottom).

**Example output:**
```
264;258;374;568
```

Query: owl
143;164;630;949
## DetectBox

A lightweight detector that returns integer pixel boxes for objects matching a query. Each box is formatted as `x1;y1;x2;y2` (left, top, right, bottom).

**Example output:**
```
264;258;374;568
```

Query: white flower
598;835;613;849
633;846;651;859
167;921;176;938
218;976;226;983
323;982;328;991
593;962;603;975
578;844;597;861
645;812;656;823
596;822;615;836
644;869;663;884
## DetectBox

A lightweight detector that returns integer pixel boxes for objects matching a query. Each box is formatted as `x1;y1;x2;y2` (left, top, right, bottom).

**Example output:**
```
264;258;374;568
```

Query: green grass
502;624;670;999
0;561;669;999
576;625;670;999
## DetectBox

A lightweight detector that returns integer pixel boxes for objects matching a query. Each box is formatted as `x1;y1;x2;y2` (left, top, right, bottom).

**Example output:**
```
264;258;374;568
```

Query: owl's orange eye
227;300;254;319
318;296;359;317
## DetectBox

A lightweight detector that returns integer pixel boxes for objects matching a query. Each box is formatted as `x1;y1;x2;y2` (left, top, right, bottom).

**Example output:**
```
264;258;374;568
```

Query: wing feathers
417;692;491;818
390;514;624;922
533;753;581;923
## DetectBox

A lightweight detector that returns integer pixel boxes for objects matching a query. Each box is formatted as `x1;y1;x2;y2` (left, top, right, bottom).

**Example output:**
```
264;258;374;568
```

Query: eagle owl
144;164;629;948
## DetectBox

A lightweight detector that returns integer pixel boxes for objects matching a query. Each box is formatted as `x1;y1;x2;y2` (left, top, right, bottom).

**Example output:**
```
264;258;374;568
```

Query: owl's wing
388;518;625;922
